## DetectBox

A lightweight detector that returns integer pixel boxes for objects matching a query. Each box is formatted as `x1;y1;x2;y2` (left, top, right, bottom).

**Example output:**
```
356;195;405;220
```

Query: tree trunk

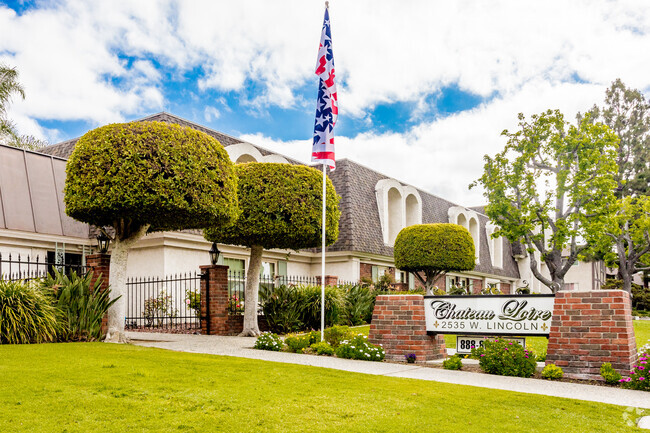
104;224;149;343
240;244;263;337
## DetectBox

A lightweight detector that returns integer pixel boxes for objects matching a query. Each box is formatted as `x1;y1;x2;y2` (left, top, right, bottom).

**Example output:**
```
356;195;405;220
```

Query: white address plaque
424;295;555;336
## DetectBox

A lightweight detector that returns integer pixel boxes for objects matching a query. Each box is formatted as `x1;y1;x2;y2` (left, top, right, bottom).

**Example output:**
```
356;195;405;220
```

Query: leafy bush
254;332;284;351
285;334;312;353
260;285;303;334
186;290;201;317
619;352;649;391
43;269;118;341
335;334;385;362
443;355;462;370
541;364;564;380
448;284;469;295
0;279;59;344
341;284;376;325
536;349;547;362
471;338;537;378
143;291;178;327
260;284;344;333
600;362;622;385
324;325;355;348
311;341;335;356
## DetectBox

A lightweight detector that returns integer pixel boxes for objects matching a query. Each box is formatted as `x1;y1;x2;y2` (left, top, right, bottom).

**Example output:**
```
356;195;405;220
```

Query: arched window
469;217;480;262
387;187;403;245
405;193;420;227
457;213;467;229
236;154;257;163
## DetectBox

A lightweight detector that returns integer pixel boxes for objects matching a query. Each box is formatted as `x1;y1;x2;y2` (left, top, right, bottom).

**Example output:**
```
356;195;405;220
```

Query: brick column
86;253;111;334
200;265;229;335
368;295;445;363
500;283;511;294
316;275;338;286
546;290;637;380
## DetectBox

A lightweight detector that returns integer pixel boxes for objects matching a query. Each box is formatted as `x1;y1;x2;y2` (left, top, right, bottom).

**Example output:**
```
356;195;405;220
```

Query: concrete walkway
126;331;650;409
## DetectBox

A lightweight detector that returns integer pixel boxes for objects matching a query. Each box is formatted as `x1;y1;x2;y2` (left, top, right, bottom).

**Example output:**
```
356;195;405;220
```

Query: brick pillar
500;283;511;294
546;290;637;380
316;275;338;286
86;253;110;334
368;295;445;363
471;279;483;294
200;265;229;335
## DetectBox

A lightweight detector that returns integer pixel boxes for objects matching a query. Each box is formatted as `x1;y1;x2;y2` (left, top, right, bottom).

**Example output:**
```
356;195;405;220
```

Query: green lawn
0;343;643;433
356;321;650;354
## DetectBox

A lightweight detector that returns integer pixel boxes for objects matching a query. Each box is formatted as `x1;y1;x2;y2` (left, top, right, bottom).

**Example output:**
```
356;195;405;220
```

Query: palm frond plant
0;279;59;344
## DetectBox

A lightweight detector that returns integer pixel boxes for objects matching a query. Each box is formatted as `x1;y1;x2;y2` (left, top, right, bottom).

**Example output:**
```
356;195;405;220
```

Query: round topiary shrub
65;121;239;231
394;223;475;293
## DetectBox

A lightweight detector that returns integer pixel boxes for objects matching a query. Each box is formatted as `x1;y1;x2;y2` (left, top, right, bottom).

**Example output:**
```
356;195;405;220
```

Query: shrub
259;285;303;334
443;355;463;370
405;353;417;363
311;341;335;356
285;334;312;353
541;364;564;380
335;334;385;362
600;362;622;385
254;332;284;351
536;349;547;362
186;290;201;317
471;338;537;378
394;224;475;293
619;352;649;391
43;269;118;341
341;284;376;325
0;279;59;344
143;291;178;327
324;325;355;348
260;284;344;333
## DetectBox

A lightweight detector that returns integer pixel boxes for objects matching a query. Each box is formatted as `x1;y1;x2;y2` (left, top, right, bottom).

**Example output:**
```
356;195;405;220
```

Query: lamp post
209;242;221;265
96;233;110;254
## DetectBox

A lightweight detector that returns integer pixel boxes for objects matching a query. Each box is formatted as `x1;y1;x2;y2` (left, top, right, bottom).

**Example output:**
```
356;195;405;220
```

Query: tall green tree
472;109;618;292
0;64;48;150
204;163;340;336
65;121;239;342
586;78;650;197
584;80;650;291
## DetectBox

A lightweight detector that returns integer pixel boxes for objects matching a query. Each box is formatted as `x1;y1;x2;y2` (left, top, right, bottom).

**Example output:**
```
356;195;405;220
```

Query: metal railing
0;253;87;282
125;272;202;332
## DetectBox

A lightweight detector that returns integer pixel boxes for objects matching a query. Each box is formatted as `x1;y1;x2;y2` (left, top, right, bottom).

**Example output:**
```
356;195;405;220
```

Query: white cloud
241;79;605;206
1;0;650;202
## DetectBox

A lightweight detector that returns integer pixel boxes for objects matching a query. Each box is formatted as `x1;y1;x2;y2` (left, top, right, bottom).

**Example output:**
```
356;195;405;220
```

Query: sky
1;0;649;206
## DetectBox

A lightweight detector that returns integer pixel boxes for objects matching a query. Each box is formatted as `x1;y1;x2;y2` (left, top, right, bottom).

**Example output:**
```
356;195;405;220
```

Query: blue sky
1;0;649;204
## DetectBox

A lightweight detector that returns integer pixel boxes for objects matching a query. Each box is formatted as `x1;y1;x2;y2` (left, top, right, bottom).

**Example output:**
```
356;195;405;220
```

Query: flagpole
321;162;327;341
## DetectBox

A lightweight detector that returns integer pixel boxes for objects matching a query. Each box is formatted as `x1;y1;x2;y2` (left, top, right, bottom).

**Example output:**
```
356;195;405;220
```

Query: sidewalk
126;331;650;409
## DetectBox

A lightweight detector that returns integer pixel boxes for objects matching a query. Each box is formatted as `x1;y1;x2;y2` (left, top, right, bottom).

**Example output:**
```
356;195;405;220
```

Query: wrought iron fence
125;272;202;332
0;253;87;282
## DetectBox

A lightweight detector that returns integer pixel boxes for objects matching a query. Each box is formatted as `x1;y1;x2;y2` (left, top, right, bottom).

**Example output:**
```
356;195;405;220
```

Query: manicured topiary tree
204;162;340;336
65;121;239;342
394;223;475;294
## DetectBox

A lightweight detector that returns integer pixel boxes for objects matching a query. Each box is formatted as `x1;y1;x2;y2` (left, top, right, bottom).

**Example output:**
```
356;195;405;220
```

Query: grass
355;321;650;354
0;343;644;433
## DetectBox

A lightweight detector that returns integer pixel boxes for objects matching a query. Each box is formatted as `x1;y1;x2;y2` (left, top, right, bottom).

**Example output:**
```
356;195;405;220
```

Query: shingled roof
326;159;520;279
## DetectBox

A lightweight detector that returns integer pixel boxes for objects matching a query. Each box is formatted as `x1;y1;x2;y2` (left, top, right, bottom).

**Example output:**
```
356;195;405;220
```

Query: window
46;251;82;276
396;270;406;283
375;179;422;246
446;275;473;293
223;258;245;273
260;261;276;278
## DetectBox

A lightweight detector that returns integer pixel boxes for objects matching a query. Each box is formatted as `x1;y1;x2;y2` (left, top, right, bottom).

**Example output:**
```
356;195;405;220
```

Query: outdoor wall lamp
209;242;221;265
96;233;110;254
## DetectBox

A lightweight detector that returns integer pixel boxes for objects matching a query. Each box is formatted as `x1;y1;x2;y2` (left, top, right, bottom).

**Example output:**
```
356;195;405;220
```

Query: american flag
312;6;337;170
